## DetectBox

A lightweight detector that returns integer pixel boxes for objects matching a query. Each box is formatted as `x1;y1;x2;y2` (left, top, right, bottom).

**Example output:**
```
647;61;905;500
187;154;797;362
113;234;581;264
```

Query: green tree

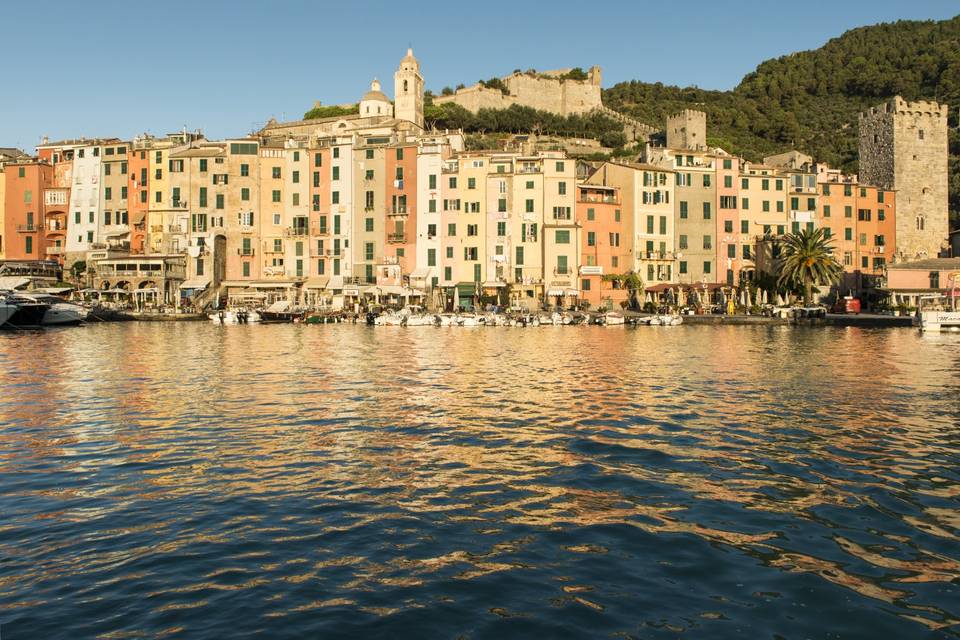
776;228;843;305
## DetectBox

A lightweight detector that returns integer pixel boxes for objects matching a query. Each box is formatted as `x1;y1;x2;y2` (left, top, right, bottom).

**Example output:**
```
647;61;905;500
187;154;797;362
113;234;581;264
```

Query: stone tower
859;96;949;261
666;109;707;151
394;48;424;128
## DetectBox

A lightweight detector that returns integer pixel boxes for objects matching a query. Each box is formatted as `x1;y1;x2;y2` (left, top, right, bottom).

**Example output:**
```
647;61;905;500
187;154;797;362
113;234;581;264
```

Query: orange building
385;143;417;275
576;184;628;309
128;146;149;254
3;161;53;260
817;180;896;296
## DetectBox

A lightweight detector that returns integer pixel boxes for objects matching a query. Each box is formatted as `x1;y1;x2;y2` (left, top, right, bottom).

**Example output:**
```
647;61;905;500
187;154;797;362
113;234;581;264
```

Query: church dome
362;79;389;103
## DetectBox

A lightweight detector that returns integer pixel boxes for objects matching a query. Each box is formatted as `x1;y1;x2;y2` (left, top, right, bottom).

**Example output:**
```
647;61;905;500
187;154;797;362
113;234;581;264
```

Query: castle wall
859;97;949;261
434;67;603;116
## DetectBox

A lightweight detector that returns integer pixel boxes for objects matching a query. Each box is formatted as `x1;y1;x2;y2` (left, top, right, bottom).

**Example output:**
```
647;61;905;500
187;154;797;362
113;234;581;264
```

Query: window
498;198;507;212
723;159;732;170
447;223;456;236
878;209;885;221
241;188;250;201
446;247;453;259
364;242;374;261
526;199;534;213
859;233;867;246
743;245;751;259
724;220;733;233
467;224;478;236
467;177;476;189
155;191;162;203
444;266;452;281
844;227;852;241
516;246;524;265
615;209;621;222
216;194;224;209
104;163;112;176
555;161;565;172
332;191;339;204
427;223;436;237
558;182;567;195
314;152;322;166
703;261;711;274
240;164;249;177
742;197;749;210
25;236;32;254
587;207;595;221
807;197;815;210
365;217;374;232
679;235;688;249
334;215;341;234
703;202;711;219
396;148;404;160
557;255;568;274
703;235;712;249
449;177;457;189
272;167;281;179
332;166;340;181
242;262;250;277
679;201;688;219
587;231;596;246
741;220;749;234
427;248;436;267
428;174;437;190
724;175;733;188
526;180;534;189
719;196;737;209
464;247;478;261
762;200;770;212
200;159;208;172
659;216;667;235
703;174;711;187
555;230;570;244
104;187;112;201
497;221;506;236
727;244;736;258
790;197;799;210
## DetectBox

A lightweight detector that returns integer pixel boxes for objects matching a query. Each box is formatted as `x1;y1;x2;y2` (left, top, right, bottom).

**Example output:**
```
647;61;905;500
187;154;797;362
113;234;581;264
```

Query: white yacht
916;294;960;332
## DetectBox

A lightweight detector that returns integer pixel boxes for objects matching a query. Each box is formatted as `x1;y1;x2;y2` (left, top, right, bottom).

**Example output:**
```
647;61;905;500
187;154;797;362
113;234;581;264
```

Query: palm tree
776;228;843;305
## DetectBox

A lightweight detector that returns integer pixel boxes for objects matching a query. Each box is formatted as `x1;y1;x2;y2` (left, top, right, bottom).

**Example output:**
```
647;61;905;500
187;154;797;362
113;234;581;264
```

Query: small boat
601;311;625;326
260;300;298;323
458;313;481;327
210;309;261;324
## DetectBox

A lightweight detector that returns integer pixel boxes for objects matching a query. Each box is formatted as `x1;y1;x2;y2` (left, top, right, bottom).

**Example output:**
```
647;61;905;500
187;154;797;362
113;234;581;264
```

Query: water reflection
0;324;958;638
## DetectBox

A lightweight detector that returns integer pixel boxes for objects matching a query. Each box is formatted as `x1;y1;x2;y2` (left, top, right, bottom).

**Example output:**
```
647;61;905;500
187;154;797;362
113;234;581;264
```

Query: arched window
917;216;925;231
403;79;408;93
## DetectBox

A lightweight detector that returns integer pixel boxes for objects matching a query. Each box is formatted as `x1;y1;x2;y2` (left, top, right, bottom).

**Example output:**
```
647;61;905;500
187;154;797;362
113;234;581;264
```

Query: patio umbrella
453;286;460;311
665;288;675;305
776;293;785;306
762;290;768;305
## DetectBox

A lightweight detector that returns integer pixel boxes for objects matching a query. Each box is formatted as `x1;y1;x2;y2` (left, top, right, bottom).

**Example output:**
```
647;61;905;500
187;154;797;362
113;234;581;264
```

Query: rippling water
0;323;958;638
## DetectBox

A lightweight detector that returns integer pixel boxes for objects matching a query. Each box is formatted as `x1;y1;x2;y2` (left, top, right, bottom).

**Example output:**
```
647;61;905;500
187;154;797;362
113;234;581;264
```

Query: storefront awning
455;282;478;297
547;288;566;296
409;268;433;280
304;276;330;289
326;276;345;290
180;278;210;291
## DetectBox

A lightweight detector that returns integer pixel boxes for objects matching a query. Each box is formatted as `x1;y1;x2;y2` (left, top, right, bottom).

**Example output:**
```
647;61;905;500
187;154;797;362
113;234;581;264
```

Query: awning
456;282;478;297
565;289;580;296
37;287;74;295
483;281;507;288
180;278;210;290
547;288;565;296
105;229;129;237
326;276;344;290
409;267;433;280
379;285;407;296
304;276;330;289
0;277;31;290
645;283;675;293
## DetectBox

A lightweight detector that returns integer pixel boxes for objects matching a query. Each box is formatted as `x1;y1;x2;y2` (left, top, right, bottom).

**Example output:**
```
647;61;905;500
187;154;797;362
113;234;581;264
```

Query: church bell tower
394;48;424;128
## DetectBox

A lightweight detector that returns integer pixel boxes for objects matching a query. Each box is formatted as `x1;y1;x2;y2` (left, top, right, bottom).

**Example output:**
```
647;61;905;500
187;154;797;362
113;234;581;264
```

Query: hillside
603;16;960;221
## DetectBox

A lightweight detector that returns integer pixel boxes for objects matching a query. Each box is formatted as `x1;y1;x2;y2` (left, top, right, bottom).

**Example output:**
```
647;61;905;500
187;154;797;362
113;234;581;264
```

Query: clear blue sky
3;0;956;150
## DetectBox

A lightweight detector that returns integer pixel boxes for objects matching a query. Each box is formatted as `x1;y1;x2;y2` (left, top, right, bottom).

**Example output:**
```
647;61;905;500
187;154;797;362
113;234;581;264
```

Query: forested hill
603;15;960;220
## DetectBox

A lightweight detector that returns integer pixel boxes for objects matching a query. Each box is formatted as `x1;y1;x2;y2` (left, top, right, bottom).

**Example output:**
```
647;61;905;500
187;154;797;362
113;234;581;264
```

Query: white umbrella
762;290;768;305
453;286;460;310
740;290;747;306
776;293;785;306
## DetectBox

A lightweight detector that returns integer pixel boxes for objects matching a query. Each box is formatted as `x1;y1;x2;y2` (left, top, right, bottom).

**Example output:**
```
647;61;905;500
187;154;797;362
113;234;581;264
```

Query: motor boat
916;293;960;332
457;313;482;327
260;300;299;323
1;294;50;328
19;294;86;326
210;309;261;324
0;298;17;328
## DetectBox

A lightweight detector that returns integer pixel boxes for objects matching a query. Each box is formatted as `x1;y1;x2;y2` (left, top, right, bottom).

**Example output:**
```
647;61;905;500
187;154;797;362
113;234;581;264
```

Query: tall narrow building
858;97;949;262
394;48;424;128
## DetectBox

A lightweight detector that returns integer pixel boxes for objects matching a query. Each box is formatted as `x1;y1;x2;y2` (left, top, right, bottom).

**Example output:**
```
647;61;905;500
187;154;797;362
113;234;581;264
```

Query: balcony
578;194;618;204
285;226;309;237
16;224;36;232
46;221;66;232
238;248;256;256
172;200;188;209
46;246;64;255
387;232;407;243
389;206;408;216
642;251;675;261
167;225;183;234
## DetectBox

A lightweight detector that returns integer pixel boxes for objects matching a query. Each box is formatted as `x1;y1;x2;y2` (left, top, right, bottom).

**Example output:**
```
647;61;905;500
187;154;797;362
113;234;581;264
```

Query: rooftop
888;258;960;271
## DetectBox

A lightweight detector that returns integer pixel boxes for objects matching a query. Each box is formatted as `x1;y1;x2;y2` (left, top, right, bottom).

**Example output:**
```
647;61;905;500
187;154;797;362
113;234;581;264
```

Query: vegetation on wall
303;104;360;120
603;16;960;222
424;102;626;148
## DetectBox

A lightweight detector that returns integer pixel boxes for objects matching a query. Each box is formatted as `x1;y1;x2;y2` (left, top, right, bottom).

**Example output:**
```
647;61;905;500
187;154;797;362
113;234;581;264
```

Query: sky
2;0;956;150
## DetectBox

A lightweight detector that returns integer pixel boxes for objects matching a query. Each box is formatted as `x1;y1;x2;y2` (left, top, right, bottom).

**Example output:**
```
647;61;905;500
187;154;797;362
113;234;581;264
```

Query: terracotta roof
888;258;960;271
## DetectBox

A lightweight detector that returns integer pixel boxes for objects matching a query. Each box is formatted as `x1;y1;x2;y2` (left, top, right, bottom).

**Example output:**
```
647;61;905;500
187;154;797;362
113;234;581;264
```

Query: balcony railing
239;248;255;256
387;233;406;243
578;194;618;204
389;206;408;215
642;251;675;261
46;246;64;255
285;226;309;237
16;224;36;232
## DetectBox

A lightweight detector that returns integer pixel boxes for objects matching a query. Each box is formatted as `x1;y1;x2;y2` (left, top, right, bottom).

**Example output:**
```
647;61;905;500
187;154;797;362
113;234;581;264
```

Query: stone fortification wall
434;66;603;116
